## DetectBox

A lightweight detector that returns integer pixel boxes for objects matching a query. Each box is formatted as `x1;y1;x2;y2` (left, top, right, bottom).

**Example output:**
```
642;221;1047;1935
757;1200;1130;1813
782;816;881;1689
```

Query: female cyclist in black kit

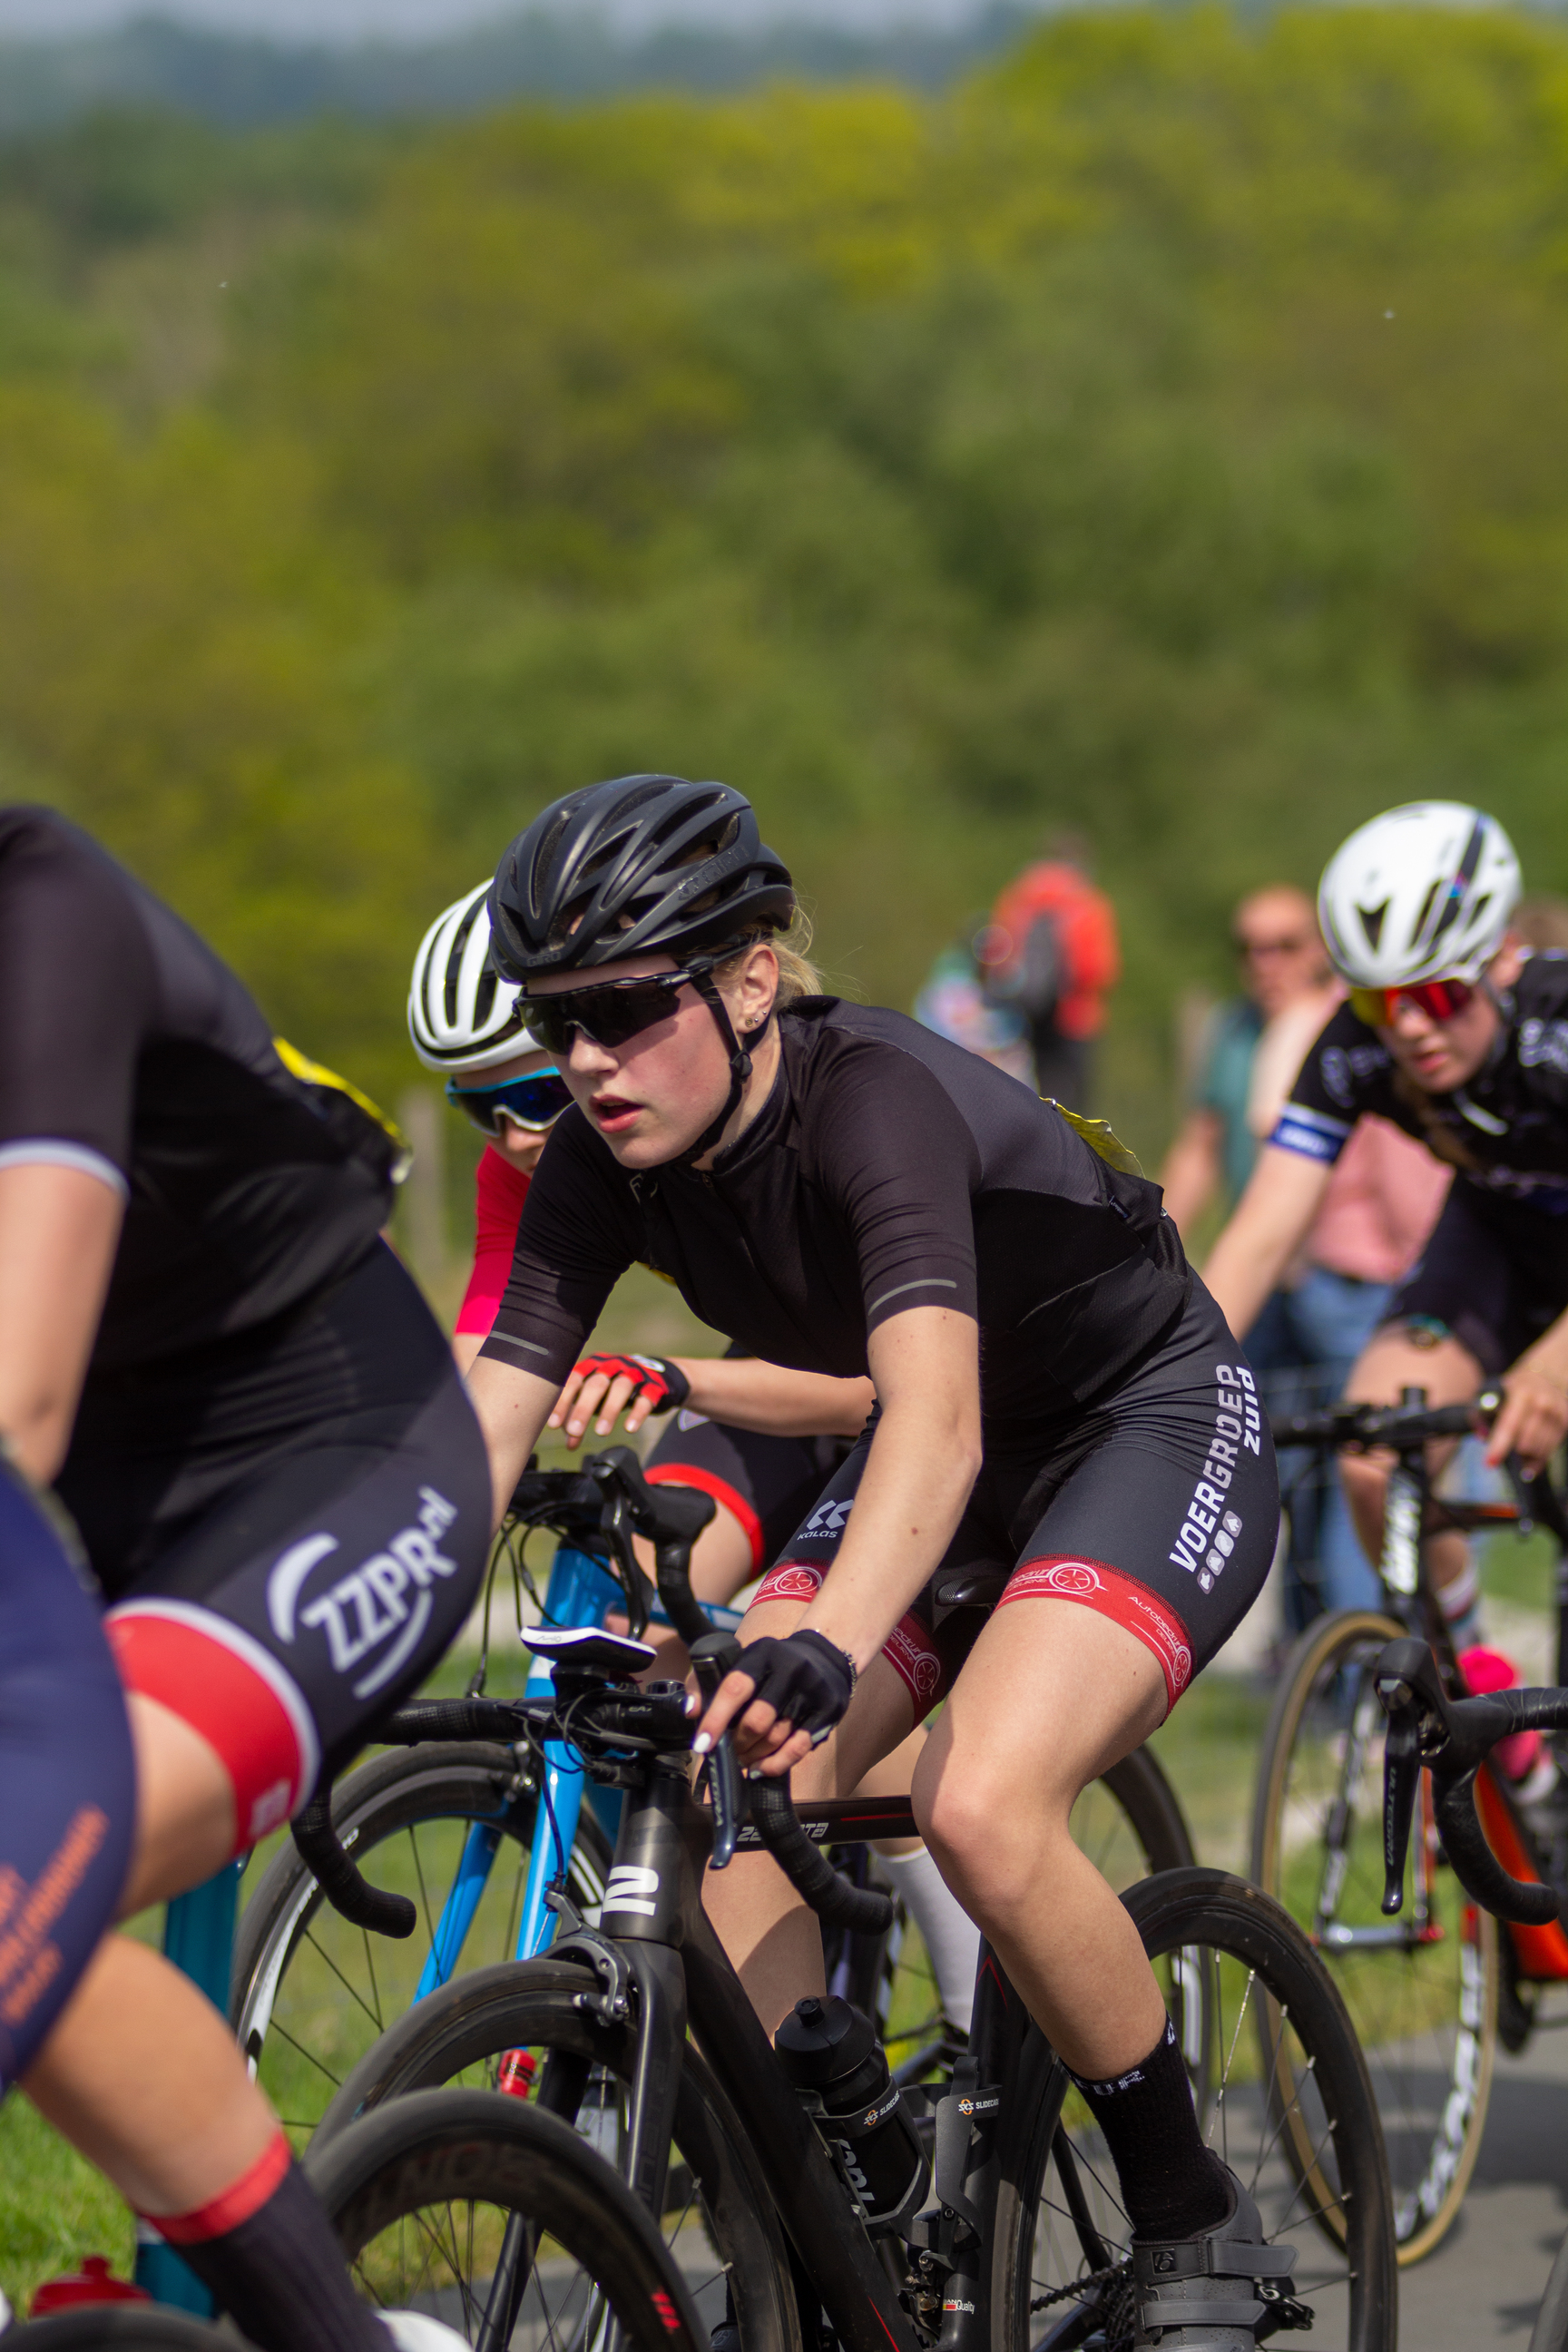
465;774;1287;2346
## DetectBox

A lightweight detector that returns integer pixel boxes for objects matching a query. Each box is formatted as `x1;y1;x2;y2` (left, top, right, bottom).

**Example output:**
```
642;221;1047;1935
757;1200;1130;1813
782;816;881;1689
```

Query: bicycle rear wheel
1250;1609;1497;2264
992;1867;1396;2352
308;2086;705;2352
230;1744;612;2150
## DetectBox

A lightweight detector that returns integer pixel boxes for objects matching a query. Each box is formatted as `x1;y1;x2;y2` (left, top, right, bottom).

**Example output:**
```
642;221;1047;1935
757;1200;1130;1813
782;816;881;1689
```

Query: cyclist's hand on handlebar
547;1353;691;1449
1485;1348;1568;1475
691;1630;856;1777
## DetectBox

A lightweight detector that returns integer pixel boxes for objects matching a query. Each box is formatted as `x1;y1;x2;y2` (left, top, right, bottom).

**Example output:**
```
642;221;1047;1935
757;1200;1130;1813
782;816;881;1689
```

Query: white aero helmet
1318;801;1521;990
408;882;530;1074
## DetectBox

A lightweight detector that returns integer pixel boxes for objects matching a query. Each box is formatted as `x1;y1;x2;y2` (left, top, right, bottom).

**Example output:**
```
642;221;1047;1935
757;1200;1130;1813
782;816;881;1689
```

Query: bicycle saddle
932;1568;1009;1612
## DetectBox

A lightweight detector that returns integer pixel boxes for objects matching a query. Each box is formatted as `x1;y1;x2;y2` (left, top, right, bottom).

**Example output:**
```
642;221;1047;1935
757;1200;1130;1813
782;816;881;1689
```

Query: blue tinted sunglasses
445;1068;572;1137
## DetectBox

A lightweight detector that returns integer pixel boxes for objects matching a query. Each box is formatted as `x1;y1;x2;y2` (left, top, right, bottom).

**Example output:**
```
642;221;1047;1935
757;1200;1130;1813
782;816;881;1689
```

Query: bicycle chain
1029;2260;1137;2346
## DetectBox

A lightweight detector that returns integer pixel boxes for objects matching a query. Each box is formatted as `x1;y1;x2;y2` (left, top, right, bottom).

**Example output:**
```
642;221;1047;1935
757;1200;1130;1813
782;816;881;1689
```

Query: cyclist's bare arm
1492;1302;1568;1474
466;1354;564;1528
0;1162;122;1482
1158;1105;1223;1237
1200;1142;1333;1341
552;1356;875;1447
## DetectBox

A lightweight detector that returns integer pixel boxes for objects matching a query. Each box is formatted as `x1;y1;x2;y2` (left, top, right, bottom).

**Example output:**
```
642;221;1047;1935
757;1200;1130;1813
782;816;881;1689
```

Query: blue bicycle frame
139;1534;741;2309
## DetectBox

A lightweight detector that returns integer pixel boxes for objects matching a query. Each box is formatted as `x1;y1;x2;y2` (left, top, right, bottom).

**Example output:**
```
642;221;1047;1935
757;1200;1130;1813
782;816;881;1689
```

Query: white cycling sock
1440;1557;1482;1649
878;1846;981;2034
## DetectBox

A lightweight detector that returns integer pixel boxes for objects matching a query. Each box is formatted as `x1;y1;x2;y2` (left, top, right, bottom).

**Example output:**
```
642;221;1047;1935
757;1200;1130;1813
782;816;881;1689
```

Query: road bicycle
231;1448;1196;2149
1368;1635;1568;2350
10;2077;705;2351
292;1602;1397;2352
1249;1387;1568;2262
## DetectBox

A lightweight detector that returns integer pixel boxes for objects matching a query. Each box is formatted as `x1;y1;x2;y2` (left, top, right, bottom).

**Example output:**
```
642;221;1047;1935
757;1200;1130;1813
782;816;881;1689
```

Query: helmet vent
446;898;485;1026
1358;901;1389;952
1413;879;1443;946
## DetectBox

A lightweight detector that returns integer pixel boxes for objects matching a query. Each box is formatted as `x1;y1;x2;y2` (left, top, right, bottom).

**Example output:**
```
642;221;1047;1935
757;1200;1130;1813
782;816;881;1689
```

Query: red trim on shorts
107;1605;317;1857
999;1555;1193;1712
879;1613;946;1715
750;1564;945;1716
142;2128;291;2245
751;1559;825;1609
645;1464;764;1574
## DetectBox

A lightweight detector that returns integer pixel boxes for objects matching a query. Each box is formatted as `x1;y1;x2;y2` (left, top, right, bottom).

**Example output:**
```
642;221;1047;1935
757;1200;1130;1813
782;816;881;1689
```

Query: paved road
1396;2011;1568;2346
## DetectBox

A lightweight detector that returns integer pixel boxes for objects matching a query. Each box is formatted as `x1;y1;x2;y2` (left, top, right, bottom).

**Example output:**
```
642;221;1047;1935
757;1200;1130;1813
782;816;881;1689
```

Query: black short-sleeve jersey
0;807;401;1372
483;997;1190;1423
1273;954;1568;1221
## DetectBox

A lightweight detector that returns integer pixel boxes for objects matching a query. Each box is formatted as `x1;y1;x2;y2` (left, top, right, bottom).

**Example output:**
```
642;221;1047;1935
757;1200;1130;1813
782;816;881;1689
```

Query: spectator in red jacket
978;833;1121;1109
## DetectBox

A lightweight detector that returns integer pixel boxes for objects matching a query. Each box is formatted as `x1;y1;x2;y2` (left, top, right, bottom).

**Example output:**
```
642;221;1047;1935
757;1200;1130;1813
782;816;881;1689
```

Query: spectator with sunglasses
1205;802;1568;1612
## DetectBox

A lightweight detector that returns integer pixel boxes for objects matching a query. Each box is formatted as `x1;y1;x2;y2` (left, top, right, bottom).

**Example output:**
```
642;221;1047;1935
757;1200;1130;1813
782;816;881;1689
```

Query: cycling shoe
381;2315;473;2350
1132;2166;1297;2348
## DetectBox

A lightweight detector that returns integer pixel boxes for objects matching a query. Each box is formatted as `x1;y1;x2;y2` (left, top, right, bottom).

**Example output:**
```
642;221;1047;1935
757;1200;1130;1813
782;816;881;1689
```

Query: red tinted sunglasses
1349;978;1476;1028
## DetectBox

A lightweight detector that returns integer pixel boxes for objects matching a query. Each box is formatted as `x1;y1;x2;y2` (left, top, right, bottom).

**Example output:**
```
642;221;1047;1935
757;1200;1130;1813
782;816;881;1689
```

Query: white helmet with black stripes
407;882;529;1073
1318;802;1521;989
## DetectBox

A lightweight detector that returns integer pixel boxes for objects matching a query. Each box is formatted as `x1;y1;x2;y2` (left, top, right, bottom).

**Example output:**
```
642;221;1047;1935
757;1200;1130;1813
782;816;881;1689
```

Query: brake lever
1502;1451;1537;1539
1380;1710;1422;1916
705;1730;741;1870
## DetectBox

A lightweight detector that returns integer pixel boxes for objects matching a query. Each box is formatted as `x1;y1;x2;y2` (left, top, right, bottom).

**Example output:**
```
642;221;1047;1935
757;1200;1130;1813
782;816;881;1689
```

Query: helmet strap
673;969;769;1169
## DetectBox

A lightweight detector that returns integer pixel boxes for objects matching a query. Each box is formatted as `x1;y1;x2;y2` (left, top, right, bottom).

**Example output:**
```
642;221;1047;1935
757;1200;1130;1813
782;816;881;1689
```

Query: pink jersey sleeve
454;1146;533;1336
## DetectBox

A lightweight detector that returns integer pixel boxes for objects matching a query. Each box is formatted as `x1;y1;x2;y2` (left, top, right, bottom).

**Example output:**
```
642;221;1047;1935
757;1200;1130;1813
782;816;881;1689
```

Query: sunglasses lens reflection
523;978;684;1053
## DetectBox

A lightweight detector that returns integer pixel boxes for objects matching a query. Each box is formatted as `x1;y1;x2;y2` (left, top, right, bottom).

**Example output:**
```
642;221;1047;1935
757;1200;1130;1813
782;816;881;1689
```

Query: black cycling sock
145;2133;386;2352
1064;2015;1231;2243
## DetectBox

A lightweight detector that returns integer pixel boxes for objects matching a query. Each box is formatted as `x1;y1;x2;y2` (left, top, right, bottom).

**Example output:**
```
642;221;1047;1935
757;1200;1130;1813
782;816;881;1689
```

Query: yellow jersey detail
273;1037;411;1177
1044;1100;1143;1180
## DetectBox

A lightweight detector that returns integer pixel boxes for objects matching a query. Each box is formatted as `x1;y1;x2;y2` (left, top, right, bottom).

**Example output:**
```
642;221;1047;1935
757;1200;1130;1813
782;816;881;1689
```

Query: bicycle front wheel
1250;1609;1497;2264
313;1957;801;2352
309;2086;705;2352
230;1743;612;2151
992;1867;1397;2352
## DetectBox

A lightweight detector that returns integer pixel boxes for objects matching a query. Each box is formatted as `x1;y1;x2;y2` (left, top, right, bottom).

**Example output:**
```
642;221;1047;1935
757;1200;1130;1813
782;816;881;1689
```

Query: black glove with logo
728;1630;857;1746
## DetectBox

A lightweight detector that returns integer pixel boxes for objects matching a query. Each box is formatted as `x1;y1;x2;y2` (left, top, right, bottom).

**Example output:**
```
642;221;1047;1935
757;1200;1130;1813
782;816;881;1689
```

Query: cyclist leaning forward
0;806;491;2351
465;772;1285;2334
1205;802;1568;1642
410;881;983;2030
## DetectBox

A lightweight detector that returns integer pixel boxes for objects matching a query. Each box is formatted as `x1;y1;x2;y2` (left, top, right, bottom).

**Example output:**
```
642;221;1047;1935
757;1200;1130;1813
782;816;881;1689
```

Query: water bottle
775;1994;928;2232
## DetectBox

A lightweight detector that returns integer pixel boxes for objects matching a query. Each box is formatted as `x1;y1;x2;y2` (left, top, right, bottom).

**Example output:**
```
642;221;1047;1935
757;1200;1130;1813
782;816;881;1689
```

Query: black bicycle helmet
487;775;793;981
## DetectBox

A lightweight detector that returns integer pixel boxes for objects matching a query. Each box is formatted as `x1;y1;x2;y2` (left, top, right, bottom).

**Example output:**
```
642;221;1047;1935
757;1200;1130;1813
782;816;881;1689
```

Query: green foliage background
5;5;1568;1172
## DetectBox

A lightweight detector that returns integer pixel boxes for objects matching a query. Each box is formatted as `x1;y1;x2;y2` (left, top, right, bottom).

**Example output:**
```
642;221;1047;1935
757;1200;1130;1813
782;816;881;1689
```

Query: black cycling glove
569;1353;691;1416
729;1630;857;1746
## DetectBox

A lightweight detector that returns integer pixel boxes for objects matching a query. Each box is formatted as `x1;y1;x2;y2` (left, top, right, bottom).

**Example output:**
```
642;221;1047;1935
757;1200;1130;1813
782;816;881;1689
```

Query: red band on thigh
107;1602;320;1857
750;1564;946;1715
142;2127;291;2245
645;1464;764;1575
750;1559;825;1609
999;1555;1193;1711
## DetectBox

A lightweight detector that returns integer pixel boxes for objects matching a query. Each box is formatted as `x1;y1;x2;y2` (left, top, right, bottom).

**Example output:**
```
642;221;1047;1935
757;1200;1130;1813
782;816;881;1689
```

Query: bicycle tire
992;1867;1397;2352
1250;1608;1498;2264
838;1744;1197;2076
313;1958;802;2352
306;2084;706;2352
19;2319;230;2349
1529;2221;1568;2352
230;1743;612;2149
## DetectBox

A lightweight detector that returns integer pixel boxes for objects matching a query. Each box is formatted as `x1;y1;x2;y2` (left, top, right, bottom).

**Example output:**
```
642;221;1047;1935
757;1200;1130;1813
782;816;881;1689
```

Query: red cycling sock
1064;2014;1232;2242
140;2130;385;2352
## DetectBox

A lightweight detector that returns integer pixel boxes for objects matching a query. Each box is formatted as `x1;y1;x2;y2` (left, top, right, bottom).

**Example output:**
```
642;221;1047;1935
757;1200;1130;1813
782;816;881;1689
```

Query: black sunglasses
444;1067;573;1137
520;964;714;1056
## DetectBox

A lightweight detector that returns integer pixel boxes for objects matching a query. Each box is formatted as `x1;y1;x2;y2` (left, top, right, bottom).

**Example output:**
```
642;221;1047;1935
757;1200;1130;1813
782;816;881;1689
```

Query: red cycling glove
568;1353;691;1416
